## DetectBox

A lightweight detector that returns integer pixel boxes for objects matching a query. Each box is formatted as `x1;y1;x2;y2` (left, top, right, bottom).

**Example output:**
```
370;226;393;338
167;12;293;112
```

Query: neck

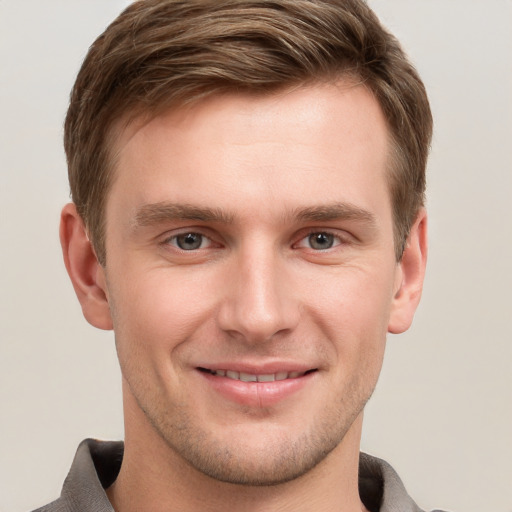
107;388;367;512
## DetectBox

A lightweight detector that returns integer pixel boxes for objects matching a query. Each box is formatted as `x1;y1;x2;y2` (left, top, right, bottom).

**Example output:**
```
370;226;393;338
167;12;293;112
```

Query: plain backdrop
1;1;511;511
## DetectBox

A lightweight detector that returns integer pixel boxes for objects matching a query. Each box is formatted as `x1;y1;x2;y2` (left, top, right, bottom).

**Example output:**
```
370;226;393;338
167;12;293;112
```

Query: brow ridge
133;201;376;228
134;202;235;227
292;203;377;226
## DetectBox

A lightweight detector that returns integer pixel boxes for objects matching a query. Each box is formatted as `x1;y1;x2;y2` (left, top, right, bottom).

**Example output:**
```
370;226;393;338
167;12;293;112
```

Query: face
94;83;413;484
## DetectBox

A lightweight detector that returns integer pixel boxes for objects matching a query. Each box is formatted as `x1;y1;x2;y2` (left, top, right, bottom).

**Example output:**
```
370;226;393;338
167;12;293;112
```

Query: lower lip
198;370;315;408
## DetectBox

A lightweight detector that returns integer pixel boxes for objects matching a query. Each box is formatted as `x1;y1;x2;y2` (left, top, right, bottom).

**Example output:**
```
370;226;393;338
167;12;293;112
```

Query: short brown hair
64;0;432;264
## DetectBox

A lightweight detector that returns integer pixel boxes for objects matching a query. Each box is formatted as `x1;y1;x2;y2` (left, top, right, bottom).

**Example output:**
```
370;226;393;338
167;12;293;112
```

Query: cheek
108;267;220;362
301;264;394;377
305;264;396;328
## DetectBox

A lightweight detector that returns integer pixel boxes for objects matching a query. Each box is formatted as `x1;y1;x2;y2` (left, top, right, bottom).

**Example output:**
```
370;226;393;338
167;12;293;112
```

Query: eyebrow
133;202;235;227
133;201;376;228
292;203;377;227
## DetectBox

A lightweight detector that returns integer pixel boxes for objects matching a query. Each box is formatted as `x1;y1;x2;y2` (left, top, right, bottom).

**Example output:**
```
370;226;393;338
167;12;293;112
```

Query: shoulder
30;498;68;512
29;439;121;512
359;452;451;512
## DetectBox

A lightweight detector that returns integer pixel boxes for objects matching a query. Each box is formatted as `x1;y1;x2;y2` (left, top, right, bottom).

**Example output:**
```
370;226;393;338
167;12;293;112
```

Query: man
35;0;440;511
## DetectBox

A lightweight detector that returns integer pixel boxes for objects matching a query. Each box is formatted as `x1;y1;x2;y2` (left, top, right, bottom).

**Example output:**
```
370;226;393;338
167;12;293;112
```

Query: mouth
197;367;317;382
197;366;318;407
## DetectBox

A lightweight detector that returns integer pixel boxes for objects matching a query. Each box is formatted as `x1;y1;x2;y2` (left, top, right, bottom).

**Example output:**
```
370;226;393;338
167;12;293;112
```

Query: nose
217;247;300;344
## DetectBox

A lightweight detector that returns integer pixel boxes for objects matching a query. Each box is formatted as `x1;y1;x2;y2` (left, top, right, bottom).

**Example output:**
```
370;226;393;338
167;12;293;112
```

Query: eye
167;232;211;251
307;232;336;250
295;231;343;251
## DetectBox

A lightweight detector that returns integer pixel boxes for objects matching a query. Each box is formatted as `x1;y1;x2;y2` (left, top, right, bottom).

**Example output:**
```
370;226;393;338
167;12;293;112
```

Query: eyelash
162;229;347;253
163;231;218;251
295;230;345;251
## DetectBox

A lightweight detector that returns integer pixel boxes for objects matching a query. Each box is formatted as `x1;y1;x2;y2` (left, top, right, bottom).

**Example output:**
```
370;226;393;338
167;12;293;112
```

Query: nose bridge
218;239;299;342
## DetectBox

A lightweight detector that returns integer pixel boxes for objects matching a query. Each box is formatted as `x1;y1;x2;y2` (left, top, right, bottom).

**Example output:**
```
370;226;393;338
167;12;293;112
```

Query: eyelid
160;228;220;251
293;228;352;250
169;233;212;250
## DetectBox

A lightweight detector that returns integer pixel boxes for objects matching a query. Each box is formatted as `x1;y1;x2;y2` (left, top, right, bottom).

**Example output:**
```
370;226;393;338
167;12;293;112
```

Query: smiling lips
199;367;315;382
198;367;317;407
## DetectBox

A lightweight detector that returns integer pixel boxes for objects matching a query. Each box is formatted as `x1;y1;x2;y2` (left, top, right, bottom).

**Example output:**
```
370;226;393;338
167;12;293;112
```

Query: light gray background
1;1;511;511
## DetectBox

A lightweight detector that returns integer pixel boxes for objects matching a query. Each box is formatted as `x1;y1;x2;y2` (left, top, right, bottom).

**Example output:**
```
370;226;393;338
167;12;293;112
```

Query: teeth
212;369;306;382
239;372;257;382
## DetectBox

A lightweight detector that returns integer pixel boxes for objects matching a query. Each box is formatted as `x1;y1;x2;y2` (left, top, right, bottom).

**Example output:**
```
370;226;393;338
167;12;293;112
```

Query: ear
60;203;113;330
388;209;428;334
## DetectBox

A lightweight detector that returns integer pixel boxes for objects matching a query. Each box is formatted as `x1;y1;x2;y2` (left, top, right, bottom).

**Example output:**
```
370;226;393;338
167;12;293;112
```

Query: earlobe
60;203;113;330
388;209;428;334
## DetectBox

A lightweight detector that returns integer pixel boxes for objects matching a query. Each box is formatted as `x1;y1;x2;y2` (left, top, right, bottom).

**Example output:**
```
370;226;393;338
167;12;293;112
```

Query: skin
61;82;427;512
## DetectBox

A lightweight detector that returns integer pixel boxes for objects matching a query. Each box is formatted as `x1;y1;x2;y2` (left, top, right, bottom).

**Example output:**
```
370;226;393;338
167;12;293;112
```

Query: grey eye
176;233;204;250
308;232;335;250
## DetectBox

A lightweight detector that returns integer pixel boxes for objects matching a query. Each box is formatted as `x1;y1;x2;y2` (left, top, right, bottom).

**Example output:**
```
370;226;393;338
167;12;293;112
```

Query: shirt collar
47;439;424;512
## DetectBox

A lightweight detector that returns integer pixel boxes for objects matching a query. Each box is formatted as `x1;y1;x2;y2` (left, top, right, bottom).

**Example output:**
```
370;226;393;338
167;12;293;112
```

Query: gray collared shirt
32;438;441;512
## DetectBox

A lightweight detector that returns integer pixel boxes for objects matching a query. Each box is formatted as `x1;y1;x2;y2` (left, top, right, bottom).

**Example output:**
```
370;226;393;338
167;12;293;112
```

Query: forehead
108;82;391;224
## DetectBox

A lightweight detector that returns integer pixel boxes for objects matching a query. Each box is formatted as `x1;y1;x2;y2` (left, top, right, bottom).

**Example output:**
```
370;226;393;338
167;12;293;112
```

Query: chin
146;401;363;487
170;431;340;486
